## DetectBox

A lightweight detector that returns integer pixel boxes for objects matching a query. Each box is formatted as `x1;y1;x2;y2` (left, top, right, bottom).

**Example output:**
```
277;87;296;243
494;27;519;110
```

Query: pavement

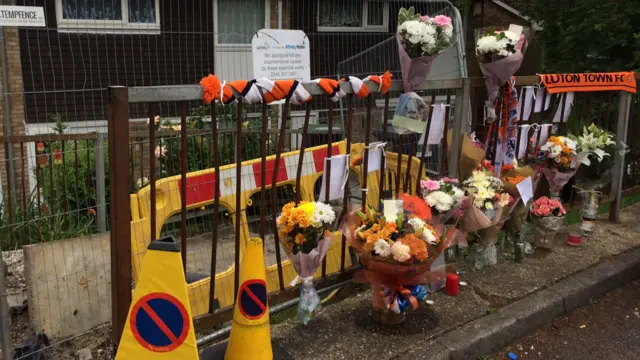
492;279;640;360
269;202;640;360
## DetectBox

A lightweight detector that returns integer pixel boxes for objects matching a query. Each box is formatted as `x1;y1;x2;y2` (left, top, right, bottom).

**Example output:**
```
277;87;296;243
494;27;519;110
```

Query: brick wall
0;0;28;204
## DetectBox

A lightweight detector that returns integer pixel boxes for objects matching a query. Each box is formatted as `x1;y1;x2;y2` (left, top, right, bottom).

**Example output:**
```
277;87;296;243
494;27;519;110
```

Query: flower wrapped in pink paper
397;7;455;92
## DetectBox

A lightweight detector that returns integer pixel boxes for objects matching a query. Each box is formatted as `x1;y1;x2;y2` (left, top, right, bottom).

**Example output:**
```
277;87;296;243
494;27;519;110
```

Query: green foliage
398;7;420;25
521;0;640;72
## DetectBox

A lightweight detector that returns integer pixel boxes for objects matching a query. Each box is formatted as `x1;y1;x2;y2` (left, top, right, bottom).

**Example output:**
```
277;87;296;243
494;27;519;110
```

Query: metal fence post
609;91;632;222
1;258;12;360
95;132;107;232
449;78;470;179
107;86;132;349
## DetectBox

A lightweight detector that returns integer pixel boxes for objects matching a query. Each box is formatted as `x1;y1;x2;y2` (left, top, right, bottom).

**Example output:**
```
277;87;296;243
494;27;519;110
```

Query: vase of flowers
530;196;566;249
277;201;336;324
460;168;513;270
570;123;617;237
530;136;579;198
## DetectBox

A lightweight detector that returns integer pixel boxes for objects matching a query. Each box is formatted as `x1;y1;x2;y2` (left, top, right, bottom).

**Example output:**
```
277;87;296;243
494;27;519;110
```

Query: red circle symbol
129;293;190;352
238;279;268;320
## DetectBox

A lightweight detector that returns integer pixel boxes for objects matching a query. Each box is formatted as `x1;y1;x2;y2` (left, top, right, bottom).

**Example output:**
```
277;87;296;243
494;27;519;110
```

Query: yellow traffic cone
225;237;273;360
115;236;199;360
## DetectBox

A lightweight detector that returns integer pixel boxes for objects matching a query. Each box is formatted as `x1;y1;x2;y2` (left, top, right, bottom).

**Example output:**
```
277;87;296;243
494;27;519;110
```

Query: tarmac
265;202;640;360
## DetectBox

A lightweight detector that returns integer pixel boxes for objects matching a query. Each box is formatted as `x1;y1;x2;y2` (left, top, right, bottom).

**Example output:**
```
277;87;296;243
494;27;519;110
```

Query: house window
216;0;268;45
318;0;388;32
55;0;160;33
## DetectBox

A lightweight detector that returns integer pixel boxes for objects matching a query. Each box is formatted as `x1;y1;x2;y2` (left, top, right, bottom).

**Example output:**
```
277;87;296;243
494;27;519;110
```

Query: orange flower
294;234;307;245
399;193;432;221
200;74;222;104
399;234;428;262
504;175;525;185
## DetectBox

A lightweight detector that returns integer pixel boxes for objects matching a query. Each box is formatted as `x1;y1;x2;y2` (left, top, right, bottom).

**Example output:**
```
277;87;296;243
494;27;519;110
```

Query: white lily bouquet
571;123;617;189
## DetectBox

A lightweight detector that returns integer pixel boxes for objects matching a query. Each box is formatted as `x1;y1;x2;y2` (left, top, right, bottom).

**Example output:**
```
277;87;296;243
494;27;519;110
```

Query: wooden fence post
449;78;470;179
107;86;132;348
609;91;632;222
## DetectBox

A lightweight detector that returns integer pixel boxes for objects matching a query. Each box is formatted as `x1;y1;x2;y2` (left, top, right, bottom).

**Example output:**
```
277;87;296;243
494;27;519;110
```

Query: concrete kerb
395;247;640;360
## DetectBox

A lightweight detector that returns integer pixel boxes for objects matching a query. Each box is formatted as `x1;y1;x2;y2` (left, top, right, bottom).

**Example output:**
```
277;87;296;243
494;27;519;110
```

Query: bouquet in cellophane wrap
529;196;566;249
277;201;336;324
397;7;455;93
420;178;465;238
460;166;514;270
475;25;528;122
529;136;579;198
343;194;453;324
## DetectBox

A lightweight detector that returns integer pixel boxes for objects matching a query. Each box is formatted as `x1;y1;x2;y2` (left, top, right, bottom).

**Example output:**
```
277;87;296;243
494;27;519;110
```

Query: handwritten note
319;154;349;202
516;176;534;205
383;200;403;223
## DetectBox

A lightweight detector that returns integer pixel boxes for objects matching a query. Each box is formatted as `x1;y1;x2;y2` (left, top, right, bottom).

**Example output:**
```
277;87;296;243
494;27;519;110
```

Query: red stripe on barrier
178;173;219;206
253;158;287;187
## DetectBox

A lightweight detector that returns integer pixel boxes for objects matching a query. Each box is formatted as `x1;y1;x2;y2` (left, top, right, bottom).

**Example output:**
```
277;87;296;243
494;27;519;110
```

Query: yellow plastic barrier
129;140;428;316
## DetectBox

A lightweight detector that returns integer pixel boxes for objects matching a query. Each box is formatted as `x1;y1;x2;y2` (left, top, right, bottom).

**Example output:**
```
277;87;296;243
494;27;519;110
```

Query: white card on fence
539;124;552;145
520;87;534;121
516;176;534;205
319;154;349;202
383;200;403;223
419;104;447;145
553;92;574;123
366;142;386;172
534;87;552;113
517;125;530;159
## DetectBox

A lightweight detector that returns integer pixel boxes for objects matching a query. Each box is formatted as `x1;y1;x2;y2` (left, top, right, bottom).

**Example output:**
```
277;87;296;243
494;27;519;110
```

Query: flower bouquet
570;123;617;236
420;178;465;230
277;201;336;324
501;160;538;258
460;169;513;269
343;195;452;324
397;7;455;92
530;196;566;249
475;26;528;122
530;136;579;198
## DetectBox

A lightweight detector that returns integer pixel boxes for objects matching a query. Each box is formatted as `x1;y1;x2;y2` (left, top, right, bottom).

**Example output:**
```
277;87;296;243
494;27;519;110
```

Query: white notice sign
0;6;45;27
252;29;310;82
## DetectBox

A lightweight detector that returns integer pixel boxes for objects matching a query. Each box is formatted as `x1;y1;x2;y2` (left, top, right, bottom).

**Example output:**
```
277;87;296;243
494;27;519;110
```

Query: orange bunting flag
539;72;636;94
364;71;393;95
200;74;222;104
341;76;370;99
313;78;346;102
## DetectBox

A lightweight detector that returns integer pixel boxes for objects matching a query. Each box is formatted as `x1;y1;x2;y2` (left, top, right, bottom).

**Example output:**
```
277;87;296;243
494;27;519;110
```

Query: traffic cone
225;237;272;360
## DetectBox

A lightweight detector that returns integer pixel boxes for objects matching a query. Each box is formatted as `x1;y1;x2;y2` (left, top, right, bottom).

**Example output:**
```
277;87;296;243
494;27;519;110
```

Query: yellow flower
295;234;307;245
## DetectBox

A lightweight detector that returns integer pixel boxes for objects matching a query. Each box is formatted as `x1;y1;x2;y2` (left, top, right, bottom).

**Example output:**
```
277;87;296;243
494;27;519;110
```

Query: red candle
567;232;582;247
446;273;460;296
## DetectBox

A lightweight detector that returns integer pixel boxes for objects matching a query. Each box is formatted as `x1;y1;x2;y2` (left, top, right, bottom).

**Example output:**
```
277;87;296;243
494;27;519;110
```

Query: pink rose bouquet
530;196;566;248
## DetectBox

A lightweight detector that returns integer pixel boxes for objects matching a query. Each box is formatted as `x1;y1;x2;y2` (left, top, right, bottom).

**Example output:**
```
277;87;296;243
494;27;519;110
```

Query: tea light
446;273;460;296
567;232;583;246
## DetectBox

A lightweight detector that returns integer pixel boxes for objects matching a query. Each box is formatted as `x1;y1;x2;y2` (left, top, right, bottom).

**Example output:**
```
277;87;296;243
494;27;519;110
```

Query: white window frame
213;0;270;50
55;0;161;34
317;0;389;33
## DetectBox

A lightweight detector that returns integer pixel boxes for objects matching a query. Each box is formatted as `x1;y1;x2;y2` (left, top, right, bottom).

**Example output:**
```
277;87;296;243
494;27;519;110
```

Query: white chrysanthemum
391;242;411;262
452;187;465;203
550;144;563;156
502;30;520;44
443;24;453;39
565;138;578;150
373;239;392;257
311;202;335;225
485;201;494;210
476;36;500;54
408;217;426;232
426;191;455;212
